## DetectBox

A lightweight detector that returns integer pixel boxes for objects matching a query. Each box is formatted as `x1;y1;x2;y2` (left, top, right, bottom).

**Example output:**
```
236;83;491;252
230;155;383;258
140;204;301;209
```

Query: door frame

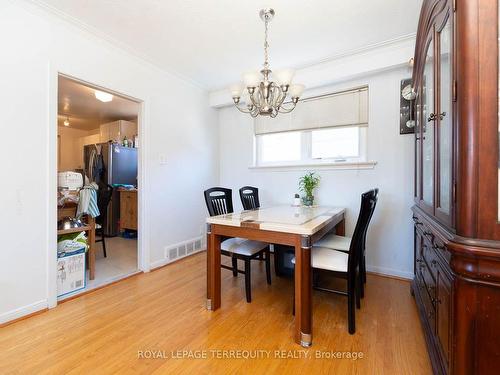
47;67;150;308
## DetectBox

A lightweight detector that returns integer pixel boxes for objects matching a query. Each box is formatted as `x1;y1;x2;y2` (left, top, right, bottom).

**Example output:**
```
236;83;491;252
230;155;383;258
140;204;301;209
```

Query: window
255;126;366;166
311;127;360;160
253;86;369;167
258;131;301;163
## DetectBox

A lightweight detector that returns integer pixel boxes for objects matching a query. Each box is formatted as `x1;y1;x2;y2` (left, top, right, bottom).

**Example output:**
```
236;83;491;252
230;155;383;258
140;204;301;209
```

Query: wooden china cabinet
412;0;500;373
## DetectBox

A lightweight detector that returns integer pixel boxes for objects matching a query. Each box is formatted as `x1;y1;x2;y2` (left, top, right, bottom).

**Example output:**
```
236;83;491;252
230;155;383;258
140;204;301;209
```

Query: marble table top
206;206;346;235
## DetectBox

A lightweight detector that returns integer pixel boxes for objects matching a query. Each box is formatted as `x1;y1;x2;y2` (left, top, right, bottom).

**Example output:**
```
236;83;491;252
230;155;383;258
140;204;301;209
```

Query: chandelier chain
264;17;269;70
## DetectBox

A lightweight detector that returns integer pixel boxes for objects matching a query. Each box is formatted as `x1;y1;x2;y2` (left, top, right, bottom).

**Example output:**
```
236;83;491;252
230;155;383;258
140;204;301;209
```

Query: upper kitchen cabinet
100;120;137;144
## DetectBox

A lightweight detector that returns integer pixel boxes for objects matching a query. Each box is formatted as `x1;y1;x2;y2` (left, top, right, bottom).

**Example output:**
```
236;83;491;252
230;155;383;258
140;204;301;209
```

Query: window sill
248;161;377;171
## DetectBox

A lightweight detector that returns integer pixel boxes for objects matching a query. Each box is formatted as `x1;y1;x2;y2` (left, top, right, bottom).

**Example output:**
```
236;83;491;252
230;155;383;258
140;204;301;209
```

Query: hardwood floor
0;252;431;374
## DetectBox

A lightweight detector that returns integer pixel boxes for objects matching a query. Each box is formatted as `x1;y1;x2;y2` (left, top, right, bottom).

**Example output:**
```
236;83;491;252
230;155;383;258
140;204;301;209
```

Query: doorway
55;75;143;300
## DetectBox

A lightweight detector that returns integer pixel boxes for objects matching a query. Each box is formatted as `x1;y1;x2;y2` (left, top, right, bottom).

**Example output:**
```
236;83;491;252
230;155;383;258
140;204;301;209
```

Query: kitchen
56;75;141;298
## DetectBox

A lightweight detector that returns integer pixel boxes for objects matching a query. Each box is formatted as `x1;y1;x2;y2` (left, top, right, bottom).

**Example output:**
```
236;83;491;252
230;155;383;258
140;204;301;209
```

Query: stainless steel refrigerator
84;142;138;236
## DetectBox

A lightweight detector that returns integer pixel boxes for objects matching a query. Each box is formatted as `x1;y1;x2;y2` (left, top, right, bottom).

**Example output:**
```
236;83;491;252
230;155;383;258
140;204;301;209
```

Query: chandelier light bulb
273;69;295;86
289;84;305;98
242;71;261;88
229;83;244;98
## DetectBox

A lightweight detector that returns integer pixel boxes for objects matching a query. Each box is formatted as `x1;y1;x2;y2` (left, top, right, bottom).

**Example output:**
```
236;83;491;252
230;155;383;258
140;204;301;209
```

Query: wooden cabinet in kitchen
119;189;137;231
99;120;137;143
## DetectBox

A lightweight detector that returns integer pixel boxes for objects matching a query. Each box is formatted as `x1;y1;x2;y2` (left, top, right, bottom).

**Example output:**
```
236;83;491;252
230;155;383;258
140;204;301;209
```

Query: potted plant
299;172;320;206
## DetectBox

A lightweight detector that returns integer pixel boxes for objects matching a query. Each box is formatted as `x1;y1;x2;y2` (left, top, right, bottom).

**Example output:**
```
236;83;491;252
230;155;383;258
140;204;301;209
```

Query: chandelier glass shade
230;9;305;118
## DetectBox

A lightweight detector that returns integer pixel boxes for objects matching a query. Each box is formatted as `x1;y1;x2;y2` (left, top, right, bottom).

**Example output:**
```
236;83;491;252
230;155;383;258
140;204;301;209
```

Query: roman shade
254;87;368;135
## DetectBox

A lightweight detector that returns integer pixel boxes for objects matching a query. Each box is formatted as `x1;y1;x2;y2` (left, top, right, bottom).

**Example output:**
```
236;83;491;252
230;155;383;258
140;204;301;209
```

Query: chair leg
355;273;361;309
274;248;281;277
102;232;107;258
232;257;238;277
362;254;367;284
265;249;271;285
348;276;356;334
359;270;365;299
244;259;252;303
313;270;320;288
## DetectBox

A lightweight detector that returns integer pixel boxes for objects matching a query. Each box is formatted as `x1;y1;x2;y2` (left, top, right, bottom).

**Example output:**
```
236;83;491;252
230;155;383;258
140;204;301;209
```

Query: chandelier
229;8;305;118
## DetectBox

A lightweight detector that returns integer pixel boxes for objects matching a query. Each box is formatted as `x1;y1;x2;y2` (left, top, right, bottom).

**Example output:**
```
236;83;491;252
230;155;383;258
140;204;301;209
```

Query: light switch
159;153;167;165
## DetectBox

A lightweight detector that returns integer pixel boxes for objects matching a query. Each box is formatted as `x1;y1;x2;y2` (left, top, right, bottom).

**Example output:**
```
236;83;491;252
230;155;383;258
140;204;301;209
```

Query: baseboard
366;265;413;280
0;300;48;326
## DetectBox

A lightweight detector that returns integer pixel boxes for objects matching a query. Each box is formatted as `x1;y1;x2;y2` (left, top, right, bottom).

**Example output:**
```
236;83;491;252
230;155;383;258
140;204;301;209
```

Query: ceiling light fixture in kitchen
95;90;113;103
229;8;305;118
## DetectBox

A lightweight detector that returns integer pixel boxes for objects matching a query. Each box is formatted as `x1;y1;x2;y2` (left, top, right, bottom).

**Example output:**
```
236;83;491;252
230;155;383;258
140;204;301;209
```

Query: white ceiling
58;76;140;131
39;0;422;90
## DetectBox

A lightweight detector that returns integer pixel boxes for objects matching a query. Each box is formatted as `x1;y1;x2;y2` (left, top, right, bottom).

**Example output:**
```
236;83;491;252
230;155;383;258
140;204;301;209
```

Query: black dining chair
239;186;260;210
95;184;114;257
204;187;271;303
292;189;378;334
239;186;266;260
314;188;379;298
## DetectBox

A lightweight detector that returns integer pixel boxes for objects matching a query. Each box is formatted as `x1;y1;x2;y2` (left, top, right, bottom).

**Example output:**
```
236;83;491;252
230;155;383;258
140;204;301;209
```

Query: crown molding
20;0;207;91
294;33;416;71
209;34;416;107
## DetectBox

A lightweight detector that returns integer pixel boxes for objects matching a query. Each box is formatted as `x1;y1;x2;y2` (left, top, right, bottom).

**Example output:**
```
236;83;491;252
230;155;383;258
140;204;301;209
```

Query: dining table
206;205;346;347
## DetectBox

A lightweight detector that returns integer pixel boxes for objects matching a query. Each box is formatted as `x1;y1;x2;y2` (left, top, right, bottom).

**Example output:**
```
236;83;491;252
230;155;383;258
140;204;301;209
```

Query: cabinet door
422;37;435;210
436;262;451;369
436;9;454;227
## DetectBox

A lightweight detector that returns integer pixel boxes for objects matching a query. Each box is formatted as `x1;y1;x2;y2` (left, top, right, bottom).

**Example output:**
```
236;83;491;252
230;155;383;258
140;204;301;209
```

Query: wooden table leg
335;218;345;236
294;235;312;347
88;216;96;280
206;224;221;311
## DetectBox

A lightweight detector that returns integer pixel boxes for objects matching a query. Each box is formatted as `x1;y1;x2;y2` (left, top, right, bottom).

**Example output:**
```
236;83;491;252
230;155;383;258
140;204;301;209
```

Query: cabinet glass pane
422;40;434;205
439;19;452;215
415;93;422;199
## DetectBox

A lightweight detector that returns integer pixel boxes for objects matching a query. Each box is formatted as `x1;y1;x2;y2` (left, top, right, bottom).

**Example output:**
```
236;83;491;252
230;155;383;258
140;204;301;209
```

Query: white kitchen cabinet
99;120;137;143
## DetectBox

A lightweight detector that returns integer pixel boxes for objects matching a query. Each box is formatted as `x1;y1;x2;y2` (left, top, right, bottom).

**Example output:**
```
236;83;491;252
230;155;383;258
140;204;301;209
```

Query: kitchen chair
314;188;378;297
204;187;271;302
239;186;260;210
291;189;378;334
95;184;114;257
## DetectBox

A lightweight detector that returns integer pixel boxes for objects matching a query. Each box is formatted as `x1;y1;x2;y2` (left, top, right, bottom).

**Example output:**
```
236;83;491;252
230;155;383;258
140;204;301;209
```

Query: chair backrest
239;186;260;210
204;187;234;217
362;188;379;250
348;189;379;273
96;184;114;224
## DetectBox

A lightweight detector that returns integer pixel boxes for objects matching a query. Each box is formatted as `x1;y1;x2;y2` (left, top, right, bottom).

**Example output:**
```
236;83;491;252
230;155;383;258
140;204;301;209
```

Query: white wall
0;1;218;323
58;126;94;170
218;67;415;279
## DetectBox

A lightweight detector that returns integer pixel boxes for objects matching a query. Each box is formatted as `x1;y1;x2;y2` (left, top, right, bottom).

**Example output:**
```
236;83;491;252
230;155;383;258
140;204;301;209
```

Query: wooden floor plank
0;252;431;374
